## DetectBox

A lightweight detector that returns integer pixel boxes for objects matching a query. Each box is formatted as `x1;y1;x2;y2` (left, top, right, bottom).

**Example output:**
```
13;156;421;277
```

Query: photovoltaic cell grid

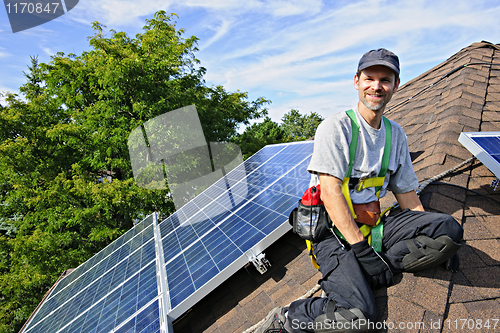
458;132;500;178
159;142;312;311
50;214;155;297
22;220;160;333
21;141;314;333
471;136;500;163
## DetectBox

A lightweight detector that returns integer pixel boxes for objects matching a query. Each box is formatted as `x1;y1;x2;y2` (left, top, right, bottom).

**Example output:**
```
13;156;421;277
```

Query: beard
362;98;385;111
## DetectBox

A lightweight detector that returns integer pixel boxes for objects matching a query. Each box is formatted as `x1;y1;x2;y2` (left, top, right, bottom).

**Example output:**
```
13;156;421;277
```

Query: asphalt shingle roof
174;41;500;333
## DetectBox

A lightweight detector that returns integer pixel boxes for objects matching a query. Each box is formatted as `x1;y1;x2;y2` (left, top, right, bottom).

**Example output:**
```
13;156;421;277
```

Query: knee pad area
313;301;371;333
402;235;461;273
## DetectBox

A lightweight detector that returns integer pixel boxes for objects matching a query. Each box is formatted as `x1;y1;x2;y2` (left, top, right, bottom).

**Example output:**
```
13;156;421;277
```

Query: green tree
281;109;324;140
231;109;324;159
231;117;285;159
0;11;268;332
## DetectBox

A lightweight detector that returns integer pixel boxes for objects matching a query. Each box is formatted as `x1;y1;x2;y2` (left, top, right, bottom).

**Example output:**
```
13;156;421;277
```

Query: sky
1;0;500;123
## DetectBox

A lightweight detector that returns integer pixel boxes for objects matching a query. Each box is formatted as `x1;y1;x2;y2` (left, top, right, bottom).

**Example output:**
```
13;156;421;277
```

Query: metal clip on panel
249;253;271;274
491;178;499;191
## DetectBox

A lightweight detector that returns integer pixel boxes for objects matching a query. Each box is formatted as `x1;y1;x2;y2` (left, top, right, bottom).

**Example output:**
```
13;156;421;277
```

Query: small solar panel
20;141;314;333
459;131;500;178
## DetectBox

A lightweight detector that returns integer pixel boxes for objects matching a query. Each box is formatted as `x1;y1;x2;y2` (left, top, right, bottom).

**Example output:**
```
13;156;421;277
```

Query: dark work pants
286;209;463;333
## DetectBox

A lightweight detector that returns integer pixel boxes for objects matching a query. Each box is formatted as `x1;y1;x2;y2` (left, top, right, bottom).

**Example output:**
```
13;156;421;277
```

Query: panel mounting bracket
491;178;499;191
249;252;271;274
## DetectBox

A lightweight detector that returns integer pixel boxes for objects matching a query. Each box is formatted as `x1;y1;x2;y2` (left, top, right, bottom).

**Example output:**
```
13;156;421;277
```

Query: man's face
354;65;400;112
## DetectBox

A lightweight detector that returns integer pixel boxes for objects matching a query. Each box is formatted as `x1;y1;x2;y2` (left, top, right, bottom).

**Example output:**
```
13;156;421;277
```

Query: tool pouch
289;186;332;242
353;201;381;226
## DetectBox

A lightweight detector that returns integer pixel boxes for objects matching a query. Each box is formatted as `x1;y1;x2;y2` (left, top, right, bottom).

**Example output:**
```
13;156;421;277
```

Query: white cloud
18;27;58;35
0;47;11;58
66;0;174;28
199;18;234;50
181;0;260;12
41;47;54;56
265;79;357;120
266;0;322;17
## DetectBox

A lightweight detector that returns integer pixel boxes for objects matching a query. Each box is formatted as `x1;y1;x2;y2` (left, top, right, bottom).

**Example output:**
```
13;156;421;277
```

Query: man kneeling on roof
256;49;463;333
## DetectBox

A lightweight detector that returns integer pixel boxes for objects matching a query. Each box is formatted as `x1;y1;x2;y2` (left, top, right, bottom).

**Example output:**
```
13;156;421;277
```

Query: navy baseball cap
357;48;400;75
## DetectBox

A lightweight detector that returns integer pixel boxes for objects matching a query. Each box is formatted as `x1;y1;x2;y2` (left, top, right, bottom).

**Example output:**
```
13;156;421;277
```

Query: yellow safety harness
307;109;392;269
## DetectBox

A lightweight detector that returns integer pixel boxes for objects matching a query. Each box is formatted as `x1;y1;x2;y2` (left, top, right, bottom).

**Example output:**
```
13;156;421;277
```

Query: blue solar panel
459;132;500;178
471;136;500;163
159;142;313;315
114;299;161;333
49;214;155;298
471;136;500;154
23;224;158;333
21;141;314;333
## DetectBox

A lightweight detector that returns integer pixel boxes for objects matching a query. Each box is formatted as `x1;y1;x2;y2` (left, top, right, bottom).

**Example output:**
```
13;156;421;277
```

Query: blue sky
1;0;500;123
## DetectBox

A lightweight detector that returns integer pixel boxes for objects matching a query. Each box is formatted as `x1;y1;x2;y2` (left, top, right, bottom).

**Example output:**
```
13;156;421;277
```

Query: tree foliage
231;109;324;159
0;11;268;332
281;109;324;140
231;117;285;159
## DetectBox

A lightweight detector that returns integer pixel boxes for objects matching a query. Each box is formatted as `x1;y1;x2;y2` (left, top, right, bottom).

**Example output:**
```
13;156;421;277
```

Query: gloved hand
351;239;394;289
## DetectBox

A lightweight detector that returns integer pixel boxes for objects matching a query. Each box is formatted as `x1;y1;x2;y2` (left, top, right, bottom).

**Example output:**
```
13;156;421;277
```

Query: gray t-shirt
307;107;418;204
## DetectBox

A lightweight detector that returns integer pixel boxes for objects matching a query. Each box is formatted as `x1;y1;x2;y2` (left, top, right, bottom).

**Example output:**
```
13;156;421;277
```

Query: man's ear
354;74;359;90
393;77;400;93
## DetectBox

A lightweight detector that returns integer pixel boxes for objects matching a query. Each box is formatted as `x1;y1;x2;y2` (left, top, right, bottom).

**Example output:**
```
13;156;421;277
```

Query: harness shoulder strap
369;117;391;252
345;109;359;179
375;116;392;197
341;109;359;219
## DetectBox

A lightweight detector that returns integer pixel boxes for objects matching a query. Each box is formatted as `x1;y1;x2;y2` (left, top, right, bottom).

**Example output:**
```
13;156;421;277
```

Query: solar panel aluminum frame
153;213;174;333
458;131;500;178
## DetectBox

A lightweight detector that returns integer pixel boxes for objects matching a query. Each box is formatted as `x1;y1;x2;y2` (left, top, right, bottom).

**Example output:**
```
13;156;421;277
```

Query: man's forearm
319;174;365;244
394;190;424;212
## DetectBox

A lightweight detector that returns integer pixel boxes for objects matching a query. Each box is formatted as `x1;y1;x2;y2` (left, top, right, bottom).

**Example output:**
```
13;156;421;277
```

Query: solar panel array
21;140;314;333
459;131;500;178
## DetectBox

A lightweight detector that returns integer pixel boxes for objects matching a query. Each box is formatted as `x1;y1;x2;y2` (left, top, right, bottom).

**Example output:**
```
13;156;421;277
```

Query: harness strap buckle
354;177;366;192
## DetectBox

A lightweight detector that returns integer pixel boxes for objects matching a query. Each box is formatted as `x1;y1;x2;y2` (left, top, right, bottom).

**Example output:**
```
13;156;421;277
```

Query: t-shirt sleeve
307;115;350;180
387;126;419;194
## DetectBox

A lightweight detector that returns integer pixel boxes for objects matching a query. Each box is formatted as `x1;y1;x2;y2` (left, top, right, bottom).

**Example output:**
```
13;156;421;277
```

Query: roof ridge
397;41;500;93
469;40;500;52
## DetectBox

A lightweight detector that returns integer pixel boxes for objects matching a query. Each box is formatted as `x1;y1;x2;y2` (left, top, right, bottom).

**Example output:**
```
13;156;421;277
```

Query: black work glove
351;239;394;289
